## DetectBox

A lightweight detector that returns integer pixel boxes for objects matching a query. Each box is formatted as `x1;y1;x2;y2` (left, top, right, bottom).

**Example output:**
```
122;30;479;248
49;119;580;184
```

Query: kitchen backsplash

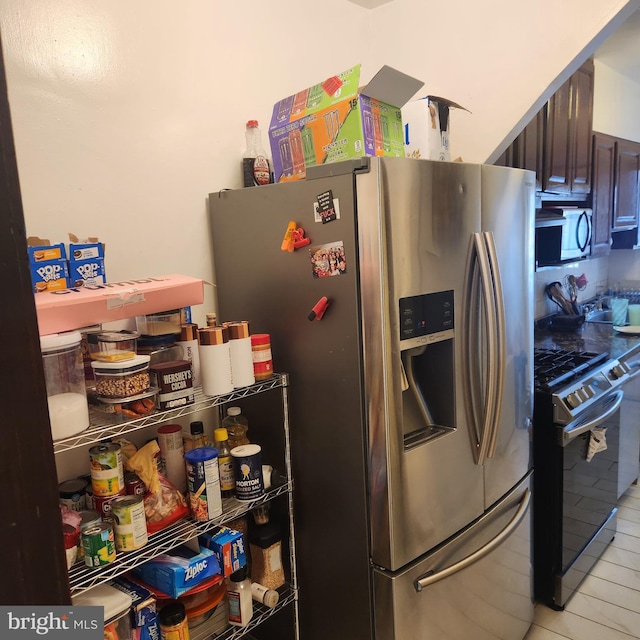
534;256;608;319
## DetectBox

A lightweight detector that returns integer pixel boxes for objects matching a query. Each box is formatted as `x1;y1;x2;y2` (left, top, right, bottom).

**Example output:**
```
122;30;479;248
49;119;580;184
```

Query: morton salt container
40;331;90;440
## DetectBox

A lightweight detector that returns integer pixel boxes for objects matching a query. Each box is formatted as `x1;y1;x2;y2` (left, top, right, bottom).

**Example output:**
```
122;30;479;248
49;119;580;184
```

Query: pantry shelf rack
189;586;297;640
68;481;291;595
53;373;288;454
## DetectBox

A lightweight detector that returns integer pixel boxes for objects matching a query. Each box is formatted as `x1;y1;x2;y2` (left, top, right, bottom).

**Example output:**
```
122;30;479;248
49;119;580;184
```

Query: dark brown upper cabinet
544;59;594;195
591;132;616;256
613;138;640;231
495;60;594;199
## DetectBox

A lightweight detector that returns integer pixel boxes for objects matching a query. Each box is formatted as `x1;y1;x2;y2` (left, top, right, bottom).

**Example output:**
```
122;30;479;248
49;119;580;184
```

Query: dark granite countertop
534;317;640;362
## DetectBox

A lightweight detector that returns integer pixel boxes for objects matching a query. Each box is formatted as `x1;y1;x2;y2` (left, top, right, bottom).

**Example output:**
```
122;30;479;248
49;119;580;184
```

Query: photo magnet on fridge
309;241;346;279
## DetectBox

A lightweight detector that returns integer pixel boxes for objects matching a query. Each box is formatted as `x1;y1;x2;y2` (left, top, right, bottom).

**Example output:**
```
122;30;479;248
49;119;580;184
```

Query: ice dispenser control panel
399;291;454;342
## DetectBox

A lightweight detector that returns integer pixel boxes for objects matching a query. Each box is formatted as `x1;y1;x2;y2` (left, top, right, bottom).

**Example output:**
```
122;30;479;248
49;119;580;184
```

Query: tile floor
525;483;640;639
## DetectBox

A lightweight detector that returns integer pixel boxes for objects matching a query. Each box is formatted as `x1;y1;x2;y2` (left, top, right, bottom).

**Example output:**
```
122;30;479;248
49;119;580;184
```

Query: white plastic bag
586;427;607;462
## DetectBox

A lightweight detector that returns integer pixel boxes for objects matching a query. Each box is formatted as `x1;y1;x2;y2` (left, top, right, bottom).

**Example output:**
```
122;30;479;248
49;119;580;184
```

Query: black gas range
533;345;628;610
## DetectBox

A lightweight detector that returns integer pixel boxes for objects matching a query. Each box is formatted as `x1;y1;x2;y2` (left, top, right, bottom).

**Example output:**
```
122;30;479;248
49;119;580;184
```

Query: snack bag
126;440;188;533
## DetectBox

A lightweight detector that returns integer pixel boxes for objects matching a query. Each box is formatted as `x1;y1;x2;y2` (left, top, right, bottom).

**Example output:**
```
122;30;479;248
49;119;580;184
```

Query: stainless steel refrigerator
209;157;535;640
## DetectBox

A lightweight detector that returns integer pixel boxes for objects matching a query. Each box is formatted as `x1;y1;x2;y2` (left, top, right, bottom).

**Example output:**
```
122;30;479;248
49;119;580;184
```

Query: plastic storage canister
184;447;223;521
72;583;133;639
176;323;201;387
198;327;233;396
222;407;250;449
250;333;273;380
40;331;90;441
158;424;187;493
158;600;190;640
227;566;253;627
226;321;255;388
249;520;286;590
86;330;138;363
91;355;151;398
137;333;183;366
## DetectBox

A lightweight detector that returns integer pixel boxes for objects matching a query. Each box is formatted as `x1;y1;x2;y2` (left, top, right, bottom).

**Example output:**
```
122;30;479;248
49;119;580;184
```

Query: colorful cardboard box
268;64;423;182
131;544;221;599
28;242;69;293
68;241;107;287
402;96;469;161
34;274;205;336
199;526;246;577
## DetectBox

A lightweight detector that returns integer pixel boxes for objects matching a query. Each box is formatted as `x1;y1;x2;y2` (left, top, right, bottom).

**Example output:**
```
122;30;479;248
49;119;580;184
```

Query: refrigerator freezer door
373;473;533;640
479;165;535;508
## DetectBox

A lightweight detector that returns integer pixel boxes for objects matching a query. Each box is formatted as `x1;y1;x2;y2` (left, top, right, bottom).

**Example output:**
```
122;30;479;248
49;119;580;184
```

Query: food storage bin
87;330;139;362
136;309;181;336
89;387;157;421
40;331;90;440
91;355;151;398
72;583;133;640
137;333;183;366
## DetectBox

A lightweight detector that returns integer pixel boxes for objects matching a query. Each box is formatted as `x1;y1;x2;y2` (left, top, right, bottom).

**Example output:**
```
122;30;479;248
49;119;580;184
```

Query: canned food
93;490;126;521
111;495;148;551
231;444;264;501
76;510;102;560
125;471;146;496
89;443;125;497
184;447;223;521
58;478;88;512
82;521;116;567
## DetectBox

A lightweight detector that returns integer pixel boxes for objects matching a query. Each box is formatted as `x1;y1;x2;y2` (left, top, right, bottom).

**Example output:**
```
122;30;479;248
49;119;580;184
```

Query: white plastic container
91;355;151;398
72;583;133;639
198;327;233;396
40;331;90;441
226;321;255;388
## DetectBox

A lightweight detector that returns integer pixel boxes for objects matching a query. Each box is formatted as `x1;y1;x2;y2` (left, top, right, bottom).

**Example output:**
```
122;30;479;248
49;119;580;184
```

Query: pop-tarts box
68;241;106;287
112;577;159;640
402;96;469;161
28;242;70;293
131;544;220;599
199;526;246;577
268;64;423;182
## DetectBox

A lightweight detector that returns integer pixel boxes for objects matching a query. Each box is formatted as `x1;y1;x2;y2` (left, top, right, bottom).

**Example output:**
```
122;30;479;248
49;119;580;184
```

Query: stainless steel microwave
535;207;592;266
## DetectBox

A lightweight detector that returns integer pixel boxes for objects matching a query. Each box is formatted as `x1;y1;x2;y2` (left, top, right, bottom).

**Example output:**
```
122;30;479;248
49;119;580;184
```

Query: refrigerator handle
413;488;531;592
463;233;498;465
483;231;505;459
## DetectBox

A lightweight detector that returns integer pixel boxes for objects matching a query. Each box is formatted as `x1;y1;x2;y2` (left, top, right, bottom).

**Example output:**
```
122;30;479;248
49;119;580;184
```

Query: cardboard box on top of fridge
67;232;107;287
34;274;204;336
268;64;424;182
402;96;469;161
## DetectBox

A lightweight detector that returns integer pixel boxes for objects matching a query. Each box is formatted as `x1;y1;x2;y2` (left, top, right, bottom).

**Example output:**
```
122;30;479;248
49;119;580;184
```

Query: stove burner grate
533;347;609;392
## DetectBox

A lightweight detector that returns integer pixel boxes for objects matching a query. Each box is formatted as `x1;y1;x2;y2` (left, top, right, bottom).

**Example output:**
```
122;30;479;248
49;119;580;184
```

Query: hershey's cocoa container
149;360;194;410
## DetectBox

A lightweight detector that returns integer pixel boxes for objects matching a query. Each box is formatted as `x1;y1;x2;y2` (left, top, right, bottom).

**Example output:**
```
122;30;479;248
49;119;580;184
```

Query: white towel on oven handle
587;427;607;462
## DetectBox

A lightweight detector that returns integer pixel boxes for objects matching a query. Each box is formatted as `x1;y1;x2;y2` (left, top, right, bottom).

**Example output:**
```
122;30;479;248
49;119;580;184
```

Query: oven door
556;390;622;606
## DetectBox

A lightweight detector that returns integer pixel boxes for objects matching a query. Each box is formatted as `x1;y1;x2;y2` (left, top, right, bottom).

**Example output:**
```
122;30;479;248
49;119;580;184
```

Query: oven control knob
566;392;582;408
582;384;595;398
576;387;590;401
610;364;628;380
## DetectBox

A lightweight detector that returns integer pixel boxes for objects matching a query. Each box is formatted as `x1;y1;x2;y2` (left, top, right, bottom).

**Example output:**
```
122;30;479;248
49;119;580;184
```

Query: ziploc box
28;243;69;293
402;96;469;161
268;64;424;182
199;526;246;577
131;544;221;599
112;577;159;640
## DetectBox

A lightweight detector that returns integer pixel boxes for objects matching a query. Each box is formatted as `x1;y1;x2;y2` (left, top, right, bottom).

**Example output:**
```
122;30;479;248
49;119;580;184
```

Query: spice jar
248;521;285;590
250;333;273;380
158;600;190;639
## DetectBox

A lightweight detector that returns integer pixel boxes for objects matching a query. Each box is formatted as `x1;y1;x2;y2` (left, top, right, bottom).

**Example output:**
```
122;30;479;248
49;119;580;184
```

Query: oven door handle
561;391;623;447
414;488;531;591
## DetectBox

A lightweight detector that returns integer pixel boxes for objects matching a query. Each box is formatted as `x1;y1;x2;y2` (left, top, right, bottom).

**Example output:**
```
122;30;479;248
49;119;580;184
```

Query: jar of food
40;331;90;441
86;330;139;362
250;333;273;380
158;600;190;639
136;309;182;336
137;334;183;366
91;355;151;398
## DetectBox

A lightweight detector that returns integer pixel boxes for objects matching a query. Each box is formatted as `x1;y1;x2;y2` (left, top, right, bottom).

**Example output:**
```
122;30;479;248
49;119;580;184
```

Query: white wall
1;0;637;327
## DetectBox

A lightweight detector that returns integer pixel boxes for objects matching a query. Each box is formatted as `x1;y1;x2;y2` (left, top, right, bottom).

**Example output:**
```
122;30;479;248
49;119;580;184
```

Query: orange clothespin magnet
281;221;297;252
